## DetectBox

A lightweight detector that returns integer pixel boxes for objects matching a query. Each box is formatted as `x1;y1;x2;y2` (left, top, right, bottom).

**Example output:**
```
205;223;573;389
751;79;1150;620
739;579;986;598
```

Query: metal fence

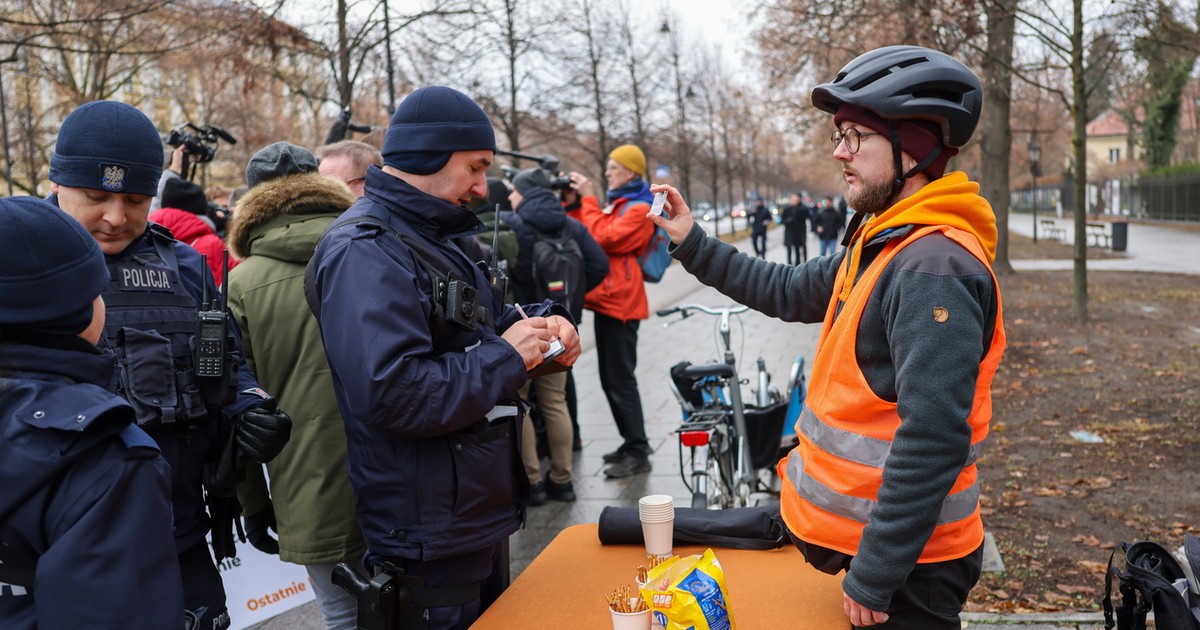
1133;174;1200;222
1009;175;1200;224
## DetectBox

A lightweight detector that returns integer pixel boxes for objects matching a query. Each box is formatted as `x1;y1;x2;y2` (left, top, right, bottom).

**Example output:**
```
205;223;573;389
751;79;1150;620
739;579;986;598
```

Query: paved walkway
1008;212;1200;275
253;217;1200;629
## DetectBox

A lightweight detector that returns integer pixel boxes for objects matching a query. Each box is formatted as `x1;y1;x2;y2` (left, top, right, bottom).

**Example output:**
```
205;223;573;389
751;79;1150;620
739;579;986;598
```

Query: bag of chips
639;548;737;630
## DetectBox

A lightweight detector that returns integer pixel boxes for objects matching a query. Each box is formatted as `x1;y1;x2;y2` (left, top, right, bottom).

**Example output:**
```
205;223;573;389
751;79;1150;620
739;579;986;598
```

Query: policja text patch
115;264;176;292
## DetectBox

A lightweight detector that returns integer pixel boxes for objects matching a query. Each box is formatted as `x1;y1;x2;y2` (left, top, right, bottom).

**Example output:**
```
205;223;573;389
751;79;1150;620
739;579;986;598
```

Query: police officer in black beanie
47;100;293;630
306;86;582;629
0;197;187;629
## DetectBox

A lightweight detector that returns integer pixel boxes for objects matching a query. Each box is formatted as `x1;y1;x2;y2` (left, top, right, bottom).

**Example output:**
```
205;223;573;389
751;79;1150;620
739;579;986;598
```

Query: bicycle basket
744;400;789;470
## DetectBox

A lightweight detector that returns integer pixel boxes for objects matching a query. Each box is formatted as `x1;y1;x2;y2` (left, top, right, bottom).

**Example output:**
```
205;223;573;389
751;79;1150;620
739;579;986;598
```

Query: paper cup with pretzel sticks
635;554;671;589
607;586;650;630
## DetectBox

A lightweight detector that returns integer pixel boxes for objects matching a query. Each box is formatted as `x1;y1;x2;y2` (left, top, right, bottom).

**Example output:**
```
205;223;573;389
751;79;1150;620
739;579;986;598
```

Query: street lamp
1028;133;1042;244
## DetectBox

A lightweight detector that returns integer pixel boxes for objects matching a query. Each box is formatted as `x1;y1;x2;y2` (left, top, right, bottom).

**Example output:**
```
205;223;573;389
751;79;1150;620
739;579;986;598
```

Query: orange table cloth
472;523;849;629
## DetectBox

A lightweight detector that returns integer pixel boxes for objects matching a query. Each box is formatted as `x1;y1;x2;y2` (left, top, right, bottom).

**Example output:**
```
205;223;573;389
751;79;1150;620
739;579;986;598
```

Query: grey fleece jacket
670;222;998;612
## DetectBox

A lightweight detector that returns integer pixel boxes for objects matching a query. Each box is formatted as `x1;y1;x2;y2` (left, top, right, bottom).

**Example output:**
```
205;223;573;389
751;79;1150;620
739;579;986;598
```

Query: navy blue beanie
382;86;496;175
0;197;109;335
49;101;164;197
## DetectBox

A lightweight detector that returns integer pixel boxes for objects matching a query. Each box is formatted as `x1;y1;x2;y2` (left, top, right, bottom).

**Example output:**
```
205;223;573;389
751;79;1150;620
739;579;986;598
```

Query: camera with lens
166;123;238;165
547;173;572;190
497;151;574;192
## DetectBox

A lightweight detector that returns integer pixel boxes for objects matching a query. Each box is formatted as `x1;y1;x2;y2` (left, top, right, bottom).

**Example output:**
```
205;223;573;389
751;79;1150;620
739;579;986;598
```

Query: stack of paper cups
638;495;674;560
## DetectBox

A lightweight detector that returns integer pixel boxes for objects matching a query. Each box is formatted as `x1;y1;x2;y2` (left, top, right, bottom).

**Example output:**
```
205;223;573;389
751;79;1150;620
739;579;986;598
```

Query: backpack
638;226;672;283
1104;536;1200;630
529;227;586;316
616;201;671;283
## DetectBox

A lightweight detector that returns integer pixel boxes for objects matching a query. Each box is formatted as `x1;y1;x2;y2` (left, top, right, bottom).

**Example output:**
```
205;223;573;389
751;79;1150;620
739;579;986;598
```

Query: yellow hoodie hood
839;172;996;301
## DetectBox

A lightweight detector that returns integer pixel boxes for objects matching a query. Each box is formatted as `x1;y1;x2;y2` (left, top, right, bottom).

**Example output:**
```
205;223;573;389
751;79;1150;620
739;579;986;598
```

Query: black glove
243;503;280;555
207;493;243;562
236;396;292;464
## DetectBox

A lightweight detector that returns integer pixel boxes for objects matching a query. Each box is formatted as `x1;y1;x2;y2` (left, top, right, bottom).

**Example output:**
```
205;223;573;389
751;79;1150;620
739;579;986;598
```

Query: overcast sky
663;0;756;70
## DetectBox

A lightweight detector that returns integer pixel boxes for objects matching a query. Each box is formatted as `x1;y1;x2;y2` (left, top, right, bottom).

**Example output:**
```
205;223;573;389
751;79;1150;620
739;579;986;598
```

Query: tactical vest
321;205;497;356
778;225;1006;563
101;225;208;429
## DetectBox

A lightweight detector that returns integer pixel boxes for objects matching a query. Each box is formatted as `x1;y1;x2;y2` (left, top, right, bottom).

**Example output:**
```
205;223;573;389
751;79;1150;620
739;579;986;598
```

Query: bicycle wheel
706;421;737;509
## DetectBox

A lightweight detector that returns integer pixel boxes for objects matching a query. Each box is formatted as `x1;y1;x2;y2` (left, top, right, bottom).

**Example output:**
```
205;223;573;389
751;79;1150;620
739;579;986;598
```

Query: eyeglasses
830;127;882;155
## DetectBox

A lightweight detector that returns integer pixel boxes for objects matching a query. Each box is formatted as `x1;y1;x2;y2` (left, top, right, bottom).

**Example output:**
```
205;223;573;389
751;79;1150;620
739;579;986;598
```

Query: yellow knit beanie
609;144;646;179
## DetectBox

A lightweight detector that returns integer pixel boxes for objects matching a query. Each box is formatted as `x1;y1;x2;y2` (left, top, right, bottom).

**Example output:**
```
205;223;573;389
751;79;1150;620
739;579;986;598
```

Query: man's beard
846;171;896;216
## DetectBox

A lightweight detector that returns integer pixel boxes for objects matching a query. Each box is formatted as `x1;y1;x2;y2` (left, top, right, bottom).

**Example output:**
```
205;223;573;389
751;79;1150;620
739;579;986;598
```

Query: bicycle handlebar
657;304;749;318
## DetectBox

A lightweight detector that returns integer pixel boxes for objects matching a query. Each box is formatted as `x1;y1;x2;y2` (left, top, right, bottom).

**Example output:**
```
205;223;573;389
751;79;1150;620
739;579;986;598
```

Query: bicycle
657;303;805;510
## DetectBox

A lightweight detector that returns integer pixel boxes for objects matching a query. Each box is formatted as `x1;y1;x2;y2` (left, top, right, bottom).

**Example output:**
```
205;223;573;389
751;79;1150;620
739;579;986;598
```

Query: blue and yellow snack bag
639;548;736;630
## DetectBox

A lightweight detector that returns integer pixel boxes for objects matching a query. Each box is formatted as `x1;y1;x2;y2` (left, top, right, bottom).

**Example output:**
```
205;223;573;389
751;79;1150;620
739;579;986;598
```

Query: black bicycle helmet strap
888;118;947;192
840;211;867;248
888;121;905;196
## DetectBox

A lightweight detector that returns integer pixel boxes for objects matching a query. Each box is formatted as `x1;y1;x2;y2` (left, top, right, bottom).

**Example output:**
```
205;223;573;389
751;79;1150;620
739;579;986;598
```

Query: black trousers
592;312;648;456
751;231;767;258
790;534;984;630
180;541;229;630
785;242;807;265
375;540;507;630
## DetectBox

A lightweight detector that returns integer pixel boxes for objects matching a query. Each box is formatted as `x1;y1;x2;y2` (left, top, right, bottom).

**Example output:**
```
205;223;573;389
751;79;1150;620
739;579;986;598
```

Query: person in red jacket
566;144;655;478
150;177;237;285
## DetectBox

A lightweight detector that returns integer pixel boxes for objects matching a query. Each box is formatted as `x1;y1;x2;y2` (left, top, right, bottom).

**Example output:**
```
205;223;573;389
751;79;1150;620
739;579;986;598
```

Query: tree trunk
980;0;1017;275
336;0;351;112
505;0;521;152
1071;0;1088;322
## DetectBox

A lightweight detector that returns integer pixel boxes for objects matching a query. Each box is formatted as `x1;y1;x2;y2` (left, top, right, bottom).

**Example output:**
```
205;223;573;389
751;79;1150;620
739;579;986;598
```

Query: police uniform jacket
0;335;183;629
96;222;266;554
306;166;539;562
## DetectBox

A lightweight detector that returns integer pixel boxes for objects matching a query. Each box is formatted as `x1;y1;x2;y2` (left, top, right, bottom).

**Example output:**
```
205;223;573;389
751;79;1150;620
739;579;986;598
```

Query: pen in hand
513;303;565;362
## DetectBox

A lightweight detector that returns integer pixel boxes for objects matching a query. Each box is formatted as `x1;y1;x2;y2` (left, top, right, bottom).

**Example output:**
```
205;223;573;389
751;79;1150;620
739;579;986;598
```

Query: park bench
1086;222;1111;248
1039;219;1066;242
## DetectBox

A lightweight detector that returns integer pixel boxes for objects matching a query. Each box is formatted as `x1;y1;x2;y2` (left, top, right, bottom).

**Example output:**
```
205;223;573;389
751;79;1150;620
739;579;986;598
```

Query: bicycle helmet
812;45;982;148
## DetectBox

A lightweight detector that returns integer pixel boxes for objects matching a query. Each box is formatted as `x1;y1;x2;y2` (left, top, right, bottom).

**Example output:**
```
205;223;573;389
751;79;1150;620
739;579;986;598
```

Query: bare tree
661;11;696;201
0;0;214;193
450;0;559;155
554;0;618;178
614;0;660;155
977;0;1019;275
10;0;205;105
1015;0;1139;321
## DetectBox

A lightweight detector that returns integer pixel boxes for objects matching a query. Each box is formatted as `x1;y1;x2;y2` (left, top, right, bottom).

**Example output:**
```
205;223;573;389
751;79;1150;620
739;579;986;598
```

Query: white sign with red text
209;540;315;629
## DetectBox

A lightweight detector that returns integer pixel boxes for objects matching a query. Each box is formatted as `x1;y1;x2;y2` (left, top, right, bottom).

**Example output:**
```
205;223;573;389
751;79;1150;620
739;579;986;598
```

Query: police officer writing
650;46;1003;629
47;100;293;630
0;197;185;629
306;86;580;630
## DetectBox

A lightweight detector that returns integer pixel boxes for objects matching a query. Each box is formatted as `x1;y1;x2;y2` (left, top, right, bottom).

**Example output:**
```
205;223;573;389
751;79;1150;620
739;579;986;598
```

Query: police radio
486;204;508;305
194;251;237;408
196;252;229;377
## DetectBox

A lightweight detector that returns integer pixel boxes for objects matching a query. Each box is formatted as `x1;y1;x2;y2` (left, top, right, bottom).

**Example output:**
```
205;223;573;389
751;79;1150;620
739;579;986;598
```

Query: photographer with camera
305;86;581;629
151;123;237;212
505;168;607;506
566;144;657;479
47;100;292;630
